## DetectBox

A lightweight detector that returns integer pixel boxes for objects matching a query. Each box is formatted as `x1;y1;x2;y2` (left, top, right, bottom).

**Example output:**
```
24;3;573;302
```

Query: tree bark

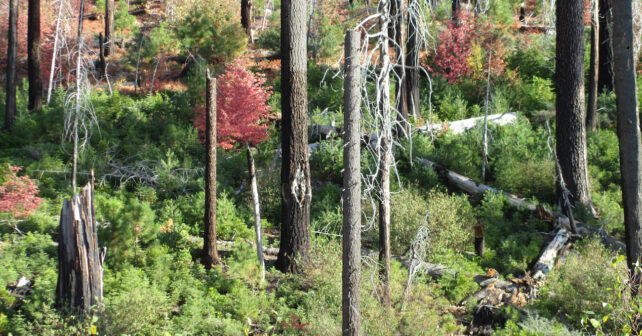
378;0;393;308
342;29;362;336
246;143;265;282
241;0;253;40
452;0;460;20
47;0;64;104
555;0;592;210
28;0;43;111
598;0;613;93
405;0;420;120
587;0;599;132
203;71;220;268
611;0;642;290
56;183;104;312
104;0;114;56
72;0;86;191
391;0;408;137
276;0;311;274
4;0;17;131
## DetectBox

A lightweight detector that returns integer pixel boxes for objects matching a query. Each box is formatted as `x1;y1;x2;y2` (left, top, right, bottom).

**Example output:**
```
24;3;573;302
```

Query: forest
1;0;642;334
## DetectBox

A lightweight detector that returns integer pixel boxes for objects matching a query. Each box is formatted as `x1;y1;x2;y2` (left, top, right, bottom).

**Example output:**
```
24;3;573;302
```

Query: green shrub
536;239;628;333
311;184;342;235
437;89;469;121
256;27;280;55
310;139;343;184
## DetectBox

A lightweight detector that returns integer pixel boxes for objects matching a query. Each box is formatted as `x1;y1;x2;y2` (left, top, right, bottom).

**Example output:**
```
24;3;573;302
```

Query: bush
256;27;280;55
536;239;629;333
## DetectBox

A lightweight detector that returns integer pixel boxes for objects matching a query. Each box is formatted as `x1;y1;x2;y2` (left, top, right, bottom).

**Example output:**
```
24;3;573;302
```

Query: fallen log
531;228;570;280
416;112;519;135
415;157;625;251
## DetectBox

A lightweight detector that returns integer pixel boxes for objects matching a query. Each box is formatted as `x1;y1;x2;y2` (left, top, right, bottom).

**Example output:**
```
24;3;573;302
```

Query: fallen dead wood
415;157;625;251
416;112;519;135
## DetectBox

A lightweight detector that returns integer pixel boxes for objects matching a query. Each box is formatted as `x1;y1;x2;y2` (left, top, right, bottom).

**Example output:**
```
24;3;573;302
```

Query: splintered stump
56;183;104;312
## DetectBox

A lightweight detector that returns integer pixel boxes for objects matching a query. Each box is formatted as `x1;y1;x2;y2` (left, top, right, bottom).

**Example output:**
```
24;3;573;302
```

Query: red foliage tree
433;11;508;84
193;59;273;148
0;165;43;219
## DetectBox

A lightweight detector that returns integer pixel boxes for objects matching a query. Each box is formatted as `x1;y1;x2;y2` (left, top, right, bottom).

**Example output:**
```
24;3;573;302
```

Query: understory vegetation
0;0;639;334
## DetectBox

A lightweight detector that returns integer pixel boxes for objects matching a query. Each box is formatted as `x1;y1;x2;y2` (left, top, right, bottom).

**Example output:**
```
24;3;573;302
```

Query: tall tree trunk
587;0;599;131
5;0;17;131
203;71;220;268
104;0;114;56
246;143;265;282
405;0;420;120
598;0;613;93
452;0;460;20
47;0;64;104
378;0;393;308
56;182;104;312
391;0;408;136
342;29;362;336
241;0;253;39
555;0;593;211
276;0;311;274
28;0;43;111
612;0;642;293
72;0;86;191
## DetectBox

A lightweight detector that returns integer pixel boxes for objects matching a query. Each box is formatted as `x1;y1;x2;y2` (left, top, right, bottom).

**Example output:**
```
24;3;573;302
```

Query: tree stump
56;183;104;312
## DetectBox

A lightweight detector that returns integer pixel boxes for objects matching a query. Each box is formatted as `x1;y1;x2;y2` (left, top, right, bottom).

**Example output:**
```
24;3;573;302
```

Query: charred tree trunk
241;0;253;40
611;0;642;291
276;0;311;274
246;143;265;282
598;0;613;93
203;72;220;268
5;0;18;131
378;0;393;308
56;182;104;312
587;0;599;131
104;0;114;56
405;0;420;120
555;0;593;210
28;0;43;111
342;29;362;336
391;0;408;136
452;0;460;20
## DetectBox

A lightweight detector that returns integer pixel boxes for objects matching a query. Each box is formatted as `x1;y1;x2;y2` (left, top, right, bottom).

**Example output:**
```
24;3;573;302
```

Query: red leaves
193;60;273;149
0;165;43;219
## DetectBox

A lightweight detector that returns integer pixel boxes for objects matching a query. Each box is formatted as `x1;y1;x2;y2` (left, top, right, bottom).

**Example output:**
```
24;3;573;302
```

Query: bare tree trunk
246;143;265;282
28;0;43;111
47;0;64;104
612;0;642;292
72;0;86;191
203;71;220;268
391;0;408;137
104;0;114;56
481;49;491;182
452;0;460;20
587;0;599;131
56;183;104;312
4;0;17;131
276;0;311;274
555;0;593;211
598;0;613;93
342;29;362;336
378;0;393;308
405;0;420;120
241;0;253;40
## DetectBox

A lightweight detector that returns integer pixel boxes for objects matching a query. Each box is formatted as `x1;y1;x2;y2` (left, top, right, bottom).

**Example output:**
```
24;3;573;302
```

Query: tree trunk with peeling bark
276;0;311;274
28;0;43;111
342;29;362;336
611;0;642;290
555;0;593;211
56;182;104;312
203;72;220;268
5;0;17;131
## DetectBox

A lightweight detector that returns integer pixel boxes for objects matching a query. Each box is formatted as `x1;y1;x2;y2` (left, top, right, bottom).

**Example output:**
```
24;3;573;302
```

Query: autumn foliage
433;11;508;84
0;165;43;219
193;60;273;149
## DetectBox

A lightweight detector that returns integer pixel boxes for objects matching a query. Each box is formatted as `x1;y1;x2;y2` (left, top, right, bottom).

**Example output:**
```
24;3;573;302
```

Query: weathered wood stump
56;183;104;312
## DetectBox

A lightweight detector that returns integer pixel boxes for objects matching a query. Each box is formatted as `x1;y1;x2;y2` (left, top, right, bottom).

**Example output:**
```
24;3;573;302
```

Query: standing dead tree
203;71;220;268
5;0;18;131
342;29;362;336
47;0;74;104
351;0;435;308
56;181;105;312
